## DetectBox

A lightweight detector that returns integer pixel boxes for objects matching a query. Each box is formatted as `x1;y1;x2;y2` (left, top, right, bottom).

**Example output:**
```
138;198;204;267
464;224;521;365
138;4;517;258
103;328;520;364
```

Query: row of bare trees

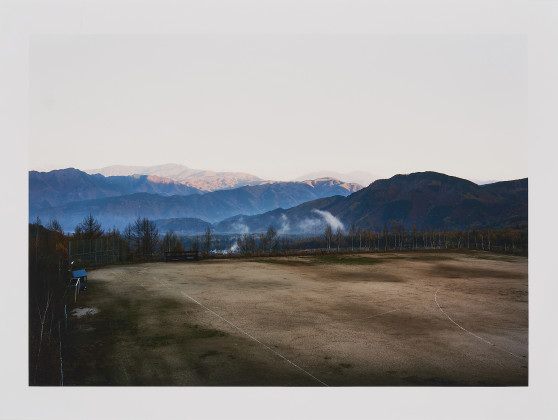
235;227;279;255
322;222;526;253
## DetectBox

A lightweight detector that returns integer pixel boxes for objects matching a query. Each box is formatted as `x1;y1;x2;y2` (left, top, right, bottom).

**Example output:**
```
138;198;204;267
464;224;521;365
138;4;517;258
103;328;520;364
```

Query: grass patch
407;254;456;262
466;253;520;263
191;324;227;339
140;334;175;348
430;263;526;280
62;280;231;385
253;254;399;266
309;254;404;265
199;350;221;359
251;258;312;266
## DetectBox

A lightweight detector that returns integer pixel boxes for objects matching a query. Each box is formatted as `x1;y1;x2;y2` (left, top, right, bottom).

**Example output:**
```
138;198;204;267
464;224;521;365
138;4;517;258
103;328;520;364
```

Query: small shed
71;269;88;291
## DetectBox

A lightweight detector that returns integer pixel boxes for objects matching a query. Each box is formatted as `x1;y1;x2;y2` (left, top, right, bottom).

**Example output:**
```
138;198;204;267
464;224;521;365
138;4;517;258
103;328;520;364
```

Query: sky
29;33;527;182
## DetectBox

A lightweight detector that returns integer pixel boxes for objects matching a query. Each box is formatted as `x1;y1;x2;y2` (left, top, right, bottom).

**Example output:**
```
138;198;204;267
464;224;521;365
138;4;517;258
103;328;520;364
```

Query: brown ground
63;251;528;386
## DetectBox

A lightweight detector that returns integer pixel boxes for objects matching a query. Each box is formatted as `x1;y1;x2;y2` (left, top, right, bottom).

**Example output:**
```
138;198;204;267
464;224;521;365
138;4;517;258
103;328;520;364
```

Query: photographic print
4;1;557;419
28;33;528;387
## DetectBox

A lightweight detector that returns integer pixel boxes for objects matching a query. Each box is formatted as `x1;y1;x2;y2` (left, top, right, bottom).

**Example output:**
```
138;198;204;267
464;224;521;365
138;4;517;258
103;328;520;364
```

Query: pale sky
30;34;527;182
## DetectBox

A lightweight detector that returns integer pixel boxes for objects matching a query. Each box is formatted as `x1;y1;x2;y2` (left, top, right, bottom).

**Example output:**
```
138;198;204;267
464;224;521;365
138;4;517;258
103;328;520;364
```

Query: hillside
331;172;527;230
153;218;213;235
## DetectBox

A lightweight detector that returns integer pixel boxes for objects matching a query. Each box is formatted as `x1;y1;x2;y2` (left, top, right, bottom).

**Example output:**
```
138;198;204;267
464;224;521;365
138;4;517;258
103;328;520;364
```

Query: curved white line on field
435;288;525;360
179;290;328;387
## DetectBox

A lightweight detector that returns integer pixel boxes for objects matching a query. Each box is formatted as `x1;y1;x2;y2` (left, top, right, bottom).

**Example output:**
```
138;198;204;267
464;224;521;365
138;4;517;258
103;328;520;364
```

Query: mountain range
29;168;202;213
29;167;527;235
85;163;264;192
30;168;362;232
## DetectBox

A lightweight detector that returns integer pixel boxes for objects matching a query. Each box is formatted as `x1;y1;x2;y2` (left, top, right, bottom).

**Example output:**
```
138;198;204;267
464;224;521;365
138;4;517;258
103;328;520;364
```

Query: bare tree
202;227;213;256
383;223;389;251
248;235;256;254
163;230;183;252
324;224;333;250
391;220;398;249
46;218;63;234
398;224;405;250
357;226;362;250
237;233;256;255
349;223;356;251
265;226;278;254
335;226;343;252
237;233;248;255
259;232;267;254
191;236;200;255
128;217;159;258
366;227;372;250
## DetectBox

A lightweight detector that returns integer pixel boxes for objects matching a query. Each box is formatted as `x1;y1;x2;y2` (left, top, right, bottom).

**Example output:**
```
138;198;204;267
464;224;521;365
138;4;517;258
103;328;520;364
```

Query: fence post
58;320;63;386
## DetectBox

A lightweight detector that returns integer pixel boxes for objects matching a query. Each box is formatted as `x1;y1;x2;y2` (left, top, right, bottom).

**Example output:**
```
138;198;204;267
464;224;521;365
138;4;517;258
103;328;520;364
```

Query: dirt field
63;251;528;386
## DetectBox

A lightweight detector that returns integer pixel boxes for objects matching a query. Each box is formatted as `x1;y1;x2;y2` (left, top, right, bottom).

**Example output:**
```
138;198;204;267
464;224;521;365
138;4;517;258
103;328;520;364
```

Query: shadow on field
62;281;320;386
253;254;401;266
321;270;404;283
429;263;525;280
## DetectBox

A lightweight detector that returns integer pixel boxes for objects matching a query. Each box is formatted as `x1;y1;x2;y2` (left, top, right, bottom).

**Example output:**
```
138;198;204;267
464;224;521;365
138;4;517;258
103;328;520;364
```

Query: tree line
318;222;527;254
56;214;530;262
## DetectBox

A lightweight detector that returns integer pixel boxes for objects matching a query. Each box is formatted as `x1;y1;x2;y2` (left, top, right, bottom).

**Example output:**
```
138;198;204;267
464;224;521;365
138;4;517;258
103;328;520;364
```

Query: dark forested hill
330;172;527;230
215;172;528;234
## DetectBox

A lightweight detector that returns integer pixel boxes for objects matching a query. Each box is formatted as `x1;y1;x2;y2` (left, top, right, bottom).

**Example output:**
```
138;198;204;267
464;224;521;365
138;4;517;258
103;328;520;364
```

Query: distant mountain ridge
85;163;264;192
293;170;380;187
268;177;361;194
30;169;362;232
29;168;201;212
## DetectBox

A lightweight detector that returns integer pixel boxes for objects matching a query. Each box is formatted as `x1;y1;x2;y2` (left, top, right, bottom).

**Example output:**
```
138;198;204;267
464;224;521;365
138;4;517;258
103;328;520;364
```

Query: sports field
63;251;528;386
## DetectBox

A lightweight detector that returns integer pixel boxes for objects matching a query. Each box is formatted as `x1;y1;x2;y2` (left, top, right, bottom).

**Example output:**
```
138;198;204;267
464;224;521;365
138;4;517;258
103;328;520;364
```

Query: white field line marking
435;288;525;360
179;290;329;386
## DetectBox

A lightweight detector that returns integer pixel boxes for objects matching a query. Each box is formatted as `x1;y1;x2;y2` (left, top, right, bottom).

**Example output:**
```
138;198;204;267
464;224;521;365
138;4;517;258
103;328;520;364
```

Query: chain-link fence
68;236;120;266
